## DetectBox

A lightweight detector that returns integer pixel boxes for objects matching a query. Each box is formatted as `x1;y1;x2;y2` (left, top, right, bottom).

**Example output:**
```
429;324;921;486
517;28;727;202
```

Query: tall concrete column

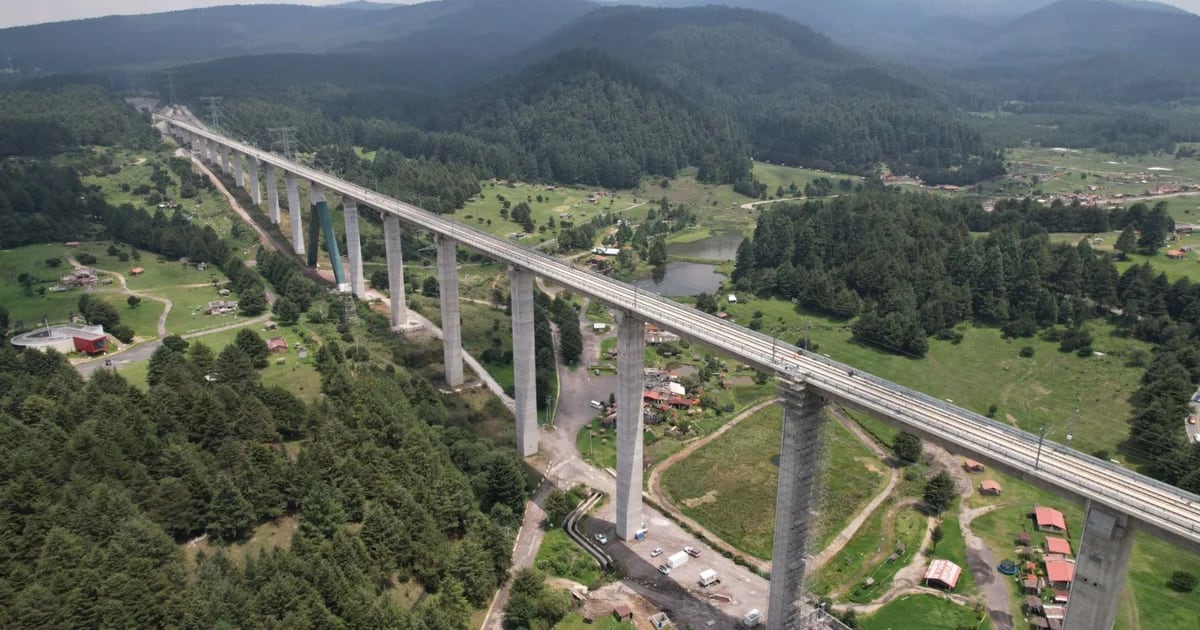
232;151;245;189
284;172;305;255
221;145;232;176
204;138;216;165
767;386;827;630
615;311;646;540
510;265;537;455
342;197;367;299
438;236;464;388
265;163;280;224
1063;502;1136;630
248;156;262;205
383;215;408;329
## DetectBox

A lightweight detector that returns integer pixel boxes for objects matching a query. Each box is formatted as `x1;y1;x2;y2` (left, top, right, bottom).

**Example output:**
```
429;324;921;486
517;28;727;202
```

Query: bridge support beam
248;156;262;205
265;164;280;224
615;310;646;540
232;151;245;189
206;139;217;166
222;145;233;176
284;172;305;255
383;215;408;329
767;386;826;630
438;236;464;388
510;265;538;455
342;198;367;299
1063;502;1136;630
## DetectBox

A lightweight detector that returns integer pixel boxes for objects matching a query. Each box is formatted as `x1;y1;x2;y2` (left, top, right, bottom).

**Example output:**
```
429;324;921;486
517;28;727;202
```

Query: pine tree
1115;226;1137;259
207;477;256;543
235;328;268;369
299;484;346;541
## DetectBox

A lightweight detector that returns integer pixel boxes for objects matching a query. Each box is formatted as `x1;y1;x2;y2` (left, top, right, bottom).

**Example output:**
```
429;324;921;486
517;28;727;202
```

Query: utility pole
1034;422;1051;470
269;126;297;160
200;96;223;132
805;321;812;351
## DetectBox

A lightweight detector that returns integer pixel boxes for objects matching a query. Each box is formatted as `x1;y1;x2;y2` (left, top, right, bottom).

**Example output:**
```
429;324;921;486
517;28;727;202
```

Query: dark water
634;262;724;297
666;231;745;261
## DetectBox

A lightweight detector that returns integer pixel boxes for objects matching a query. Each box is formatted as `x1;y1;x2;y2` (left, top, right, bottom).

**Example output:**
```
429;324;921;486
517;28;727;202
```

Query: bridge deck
163;116;1200;551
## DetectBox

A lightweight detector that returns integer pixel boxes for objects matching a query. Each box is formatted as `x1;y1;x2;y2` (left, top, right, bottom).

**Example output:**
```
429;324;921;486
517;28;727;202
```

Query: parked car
657;564;671;575
594;533;608;545
650;547;664;558
684;546;701;557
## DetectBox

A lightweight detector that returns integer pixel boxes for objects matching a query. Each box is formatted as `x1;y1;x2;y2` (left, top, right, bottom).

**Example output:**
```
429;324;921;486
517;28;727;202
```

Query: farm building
1045;560;1075;590
59;267;98;288
923;559;962;590
1023;574;1043;594
1167;250;1188;260
206;300;238;315
980;480;1002;495
129;267;145;276
1034;506;1068;533
963;458;985;473
1044;537;1072;556
267;337;289;354
612;605;633;622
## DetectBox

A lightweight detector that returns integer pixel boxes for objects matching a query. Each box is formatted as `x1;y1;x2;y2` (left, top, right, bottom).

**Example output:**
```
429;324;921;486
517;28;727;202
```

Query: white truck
666;550;689;569
698;568;720;587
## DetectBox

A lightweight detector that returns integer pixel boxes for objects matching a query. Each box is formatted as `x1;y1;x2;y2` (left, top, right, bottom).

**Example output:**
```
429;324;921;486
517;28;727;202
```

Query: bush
1168;571;1197;593
1018;346;1035;358
77;253;97;265
934;328;963;343
112;325;135;344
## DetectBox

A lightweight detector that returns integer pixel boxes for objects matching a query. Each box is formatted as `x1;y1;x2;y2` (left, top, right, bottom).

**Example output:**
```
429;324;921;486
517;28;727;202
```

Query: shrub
1168;571;1197;593
1019;346;1035;358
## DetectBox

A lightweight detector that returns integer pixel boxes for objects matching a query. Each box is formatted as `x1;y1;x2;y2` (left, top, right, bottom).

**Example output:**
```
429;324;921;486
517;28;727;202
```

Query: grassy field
534;528;609;589
721;297;1151;463
752;161;862;195
1050;230;1200;284
115;321;323;402
860;594;991;630
66;147;257;246
987;147;1200;200
660;405;888;560
842;506;929;604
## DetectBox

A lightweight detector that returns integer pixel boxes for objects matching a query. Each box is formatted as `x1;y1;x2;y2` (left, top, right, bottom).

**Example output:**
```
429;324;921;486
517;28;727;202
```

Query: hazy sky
0;0;1198;29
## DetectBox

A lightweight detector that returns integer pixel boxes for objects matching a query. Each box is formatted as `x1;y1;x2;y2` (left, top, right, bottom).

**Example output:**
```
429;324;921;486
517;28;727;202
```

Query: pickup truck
684;546;701;557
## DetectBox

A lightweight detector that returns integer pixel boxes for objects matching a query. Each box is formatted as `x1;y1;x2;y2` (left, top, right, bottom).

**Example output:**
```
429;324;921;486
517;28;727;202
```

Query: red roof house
643;390;663;403
668;397;697;409
1045;560;1075;589
267;337;289;354
963;458;985;473
1035;507;1067;533
980;480;1002;495
129;267;145;275
1044;537;1072;556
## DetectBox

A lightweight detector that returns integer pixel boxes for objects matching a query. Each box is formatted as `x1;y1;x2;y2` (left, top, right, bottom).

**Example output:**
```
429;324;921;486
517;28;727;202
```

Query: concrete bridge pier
615;310;646;540
767;386;827;630
1063;502;1136;630
383;215;408;330
206;139;218;166
509;266;538;456
342;197;366;299
248;156;262;205
222;145;233;176
284;172;305;255
232;152;245;189
265;164;280;224
437;236;464;388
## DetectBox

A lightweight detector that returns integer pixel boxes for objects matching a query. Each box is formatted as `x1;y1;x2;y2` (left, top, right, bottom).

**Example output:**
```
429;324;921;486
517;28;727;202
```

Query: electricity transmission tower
269;126;298;160
162;70;177;105
200;96;224;132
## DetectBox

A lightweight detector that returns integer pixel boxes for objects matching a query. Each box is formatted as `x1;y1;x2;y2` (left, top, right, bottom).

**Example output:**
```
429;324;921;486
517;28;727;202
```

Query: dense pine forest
0;339;521;628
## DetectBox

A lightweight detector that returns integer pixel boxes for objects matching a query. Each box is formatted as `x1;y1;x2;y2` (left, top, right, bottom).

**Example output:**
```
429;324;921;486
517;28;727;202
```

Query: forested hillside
0;84;157;156
511;6;1003;182
0;342;520;628
440;50;750;188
